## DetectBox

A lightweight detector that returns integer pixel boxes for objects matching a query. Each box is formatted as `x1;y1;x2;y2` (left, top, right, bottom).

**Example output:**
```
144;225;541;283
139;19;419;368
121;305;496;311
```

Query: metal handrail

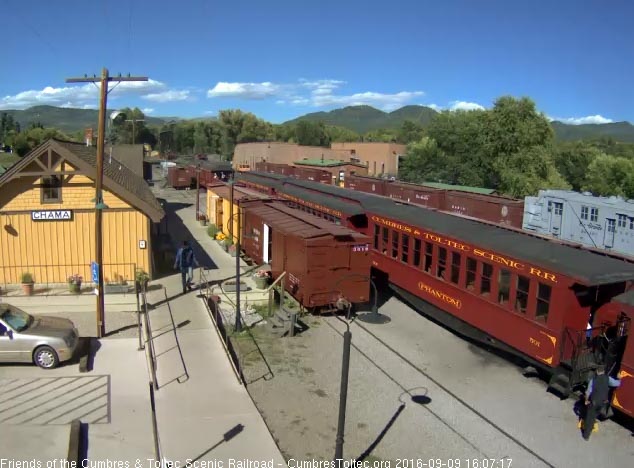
140;283;158;390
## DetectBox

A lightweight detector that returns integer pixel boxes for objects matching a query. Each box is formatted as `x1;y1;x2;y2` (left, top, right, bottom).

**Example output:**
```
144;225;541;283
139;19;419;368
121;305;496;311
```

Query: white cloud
207;82;281;99
425;103;442;111
550;114;613;125
143;90;191;103
312;90;425;111
142;108;155;114
0;79;168;109
449;101;485;111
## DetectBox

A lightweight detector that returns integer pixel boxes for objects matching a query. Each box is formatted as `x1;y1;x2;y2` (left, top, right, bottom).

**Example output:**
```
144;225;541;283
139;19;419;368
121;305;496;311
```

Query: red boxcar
444;190;524;228
167;166;190;189
385;180;444;210
255;161;295;177
345;174;387;195
291;166;333;184
241;200;371;309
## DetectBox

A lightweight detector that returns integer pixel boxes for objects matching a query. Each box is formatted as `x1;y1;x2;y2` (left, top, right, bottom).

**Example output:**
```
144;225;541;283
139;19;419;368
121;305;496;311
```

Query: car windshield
0;304;33;332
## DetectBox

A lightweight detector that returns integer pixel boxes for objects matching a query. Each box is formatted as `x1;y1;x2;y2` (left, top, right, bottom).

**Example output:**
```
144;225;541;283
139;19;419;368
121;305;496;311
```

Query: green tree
397;120;425;144
553;142;602;191
326;125;359;143
399;137;456;184
583;155;634;198
218;109;270;159
363;128;398;143
294;120;330;146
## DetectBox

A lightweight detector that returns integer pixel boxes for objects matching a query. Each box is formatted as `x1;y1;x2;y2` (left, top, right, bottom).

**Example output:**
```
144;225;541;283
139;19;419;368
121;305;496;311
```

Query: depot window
424;243;433;273
413;238;421;267
480;262;493;296
41;175;62;203
515;275;529;314
466;257;477;290
498;269;510;305
450;252;461;284
392;230;399;258
401;234;410;264
437;247;447;279
536;283;551;322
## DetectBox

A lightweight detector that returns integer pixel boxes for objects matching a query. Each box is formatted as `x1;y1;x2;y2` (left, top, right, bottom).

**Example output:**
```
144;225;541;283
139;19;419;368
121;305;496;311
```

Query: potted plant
228;244;237;257
207;223;219;239
135;269;150;292
215;232;226;246
222;238;233;253
67;273;82;293
21;272;34;296
253;269;270;290
198;213;208;226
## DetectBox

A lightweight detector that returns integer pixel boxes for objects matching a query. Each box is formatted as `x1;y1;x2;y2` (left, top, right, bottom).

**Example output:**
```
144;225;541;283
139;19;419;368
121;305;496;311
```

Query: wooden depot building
0;138;164;288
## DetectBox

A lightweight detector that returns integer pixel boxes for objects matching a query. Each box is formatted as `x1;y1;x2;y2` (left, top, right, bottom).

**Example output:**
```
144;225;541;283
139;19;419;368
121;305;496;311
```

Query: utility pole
66;68;148;338
125;118;145;145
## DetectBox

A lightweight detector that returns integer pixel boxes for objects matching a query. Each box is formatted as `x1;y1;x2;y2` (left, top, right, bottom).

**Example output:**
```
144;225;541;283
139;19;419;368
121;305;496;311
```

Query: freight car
255;161;296;176
235;172;634;418
167;166;190;189
240;200;371;310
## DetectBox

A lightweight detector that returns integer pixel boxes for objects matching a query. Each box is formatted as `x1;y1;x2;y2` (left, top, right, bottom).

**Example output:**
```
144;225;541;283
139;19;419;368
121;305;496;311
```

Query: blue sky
1;0;632;124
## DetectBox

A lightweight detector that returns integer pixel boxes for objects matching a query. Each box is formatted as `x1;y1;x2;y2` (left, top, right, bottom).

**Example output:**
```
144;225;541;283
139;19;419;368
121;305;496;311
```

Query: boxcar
255;161;295;176
167;166;190;189
241;200;371;309
385;180;444;210
345;174;388;195
291;166;333;184
444;190;524;228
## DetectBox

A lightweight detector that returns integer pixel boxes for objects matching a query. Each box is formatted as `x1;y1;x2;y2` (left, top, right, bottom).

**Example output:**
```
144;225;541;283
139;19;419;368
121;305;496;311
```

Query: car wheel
34;346;59;369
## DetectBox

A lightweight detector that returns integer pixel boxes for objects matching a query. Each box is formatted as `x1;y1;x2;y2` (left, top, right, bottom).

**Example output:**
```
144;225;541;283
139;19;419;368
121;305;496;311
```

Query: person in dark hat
581;366;621;440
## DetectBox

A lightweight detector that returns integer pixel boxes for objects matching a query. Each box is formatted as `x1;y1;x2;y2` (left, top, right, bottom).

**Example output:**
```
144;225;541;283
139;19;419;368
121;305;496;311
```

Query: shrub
21;272;34;284
207;224;219;238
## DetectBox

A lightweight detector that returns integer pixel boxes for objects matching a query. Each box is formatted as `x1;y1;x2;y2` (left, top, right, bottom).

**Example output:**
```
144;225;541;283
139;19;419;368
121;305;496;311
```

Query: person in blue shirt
582;366;621;440
174;240;198;293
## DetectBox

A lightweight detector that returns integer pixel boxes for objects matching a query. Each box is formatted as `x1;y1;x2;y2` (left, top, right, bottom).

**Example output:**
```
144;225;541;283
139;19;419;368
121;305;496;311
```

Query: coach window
498;269;510;305
581;206;589;220
381;227;389;254
413;238;422;267
536;283;551;322
437;247;447;279
401;234;410;264
424;243;433;273
480;262;493;296
515;275;529;314
590;208;599;222
41;175;62;203
373;224;380;250
450;252;461;284
466;257;477;290
392;230;399;259
617;214;627;229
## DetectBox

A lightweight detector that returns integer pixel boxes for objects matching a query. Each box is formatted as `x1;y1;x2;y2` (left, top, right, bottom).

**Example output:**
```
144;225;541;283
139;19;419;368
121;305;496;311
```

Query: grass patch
0;153;20;168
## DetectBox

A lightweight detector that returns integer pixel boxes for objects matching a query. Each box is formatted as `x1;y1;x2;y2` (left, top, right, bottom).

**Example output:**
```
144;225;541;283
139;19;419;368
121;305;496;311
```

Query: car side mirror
6;329;12;339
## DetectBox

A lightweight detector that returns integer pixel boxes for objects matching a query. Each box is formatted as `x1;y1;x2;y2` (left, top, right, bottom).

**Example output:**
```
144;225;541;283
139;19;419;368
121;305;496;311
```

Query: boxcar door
548;201;564;237
604;218;616;248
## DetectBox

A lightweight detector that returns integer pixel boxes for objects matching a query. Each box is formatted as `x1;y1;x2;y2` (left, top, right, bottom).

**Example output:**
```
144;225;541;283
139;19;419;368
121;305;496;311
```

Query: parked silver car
0;303;79;369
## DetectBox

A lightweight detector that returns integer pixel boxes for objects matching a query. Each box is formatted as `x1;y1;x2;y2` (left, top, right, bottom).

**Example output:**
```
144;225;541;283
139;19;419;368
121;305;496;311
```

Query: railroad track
323;316;555;467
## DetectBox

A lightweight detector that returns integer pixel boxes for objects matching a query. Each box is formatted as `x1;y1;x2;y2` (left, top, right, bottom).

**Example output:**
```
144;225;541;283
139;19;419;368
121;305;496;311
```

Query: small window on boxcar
466;257;477;290
536;283;551;322
617;214;627;228
498;269;510;305
437;247;447;279
401;234;410;264
480;262;492;296
581;206;589;220
590;207;598;222
382;227;389;253
424;243;433;273
373;224;380;250
450;252;461;284
413;238;421;267
515;275;529;314
392;230;399;258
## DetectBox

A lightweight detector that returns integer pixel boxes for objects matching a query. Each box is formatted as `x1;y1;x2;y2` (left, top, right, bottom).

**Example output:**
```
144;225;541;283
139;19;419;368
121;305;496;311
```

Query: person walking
174;240;198;293
581;366;621;440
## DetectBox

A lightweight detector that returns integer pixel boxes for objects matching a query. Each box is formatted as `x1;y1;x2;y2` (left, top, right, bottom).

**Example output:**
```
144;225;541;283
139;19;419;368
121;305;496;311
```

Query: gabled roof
0;139;164;222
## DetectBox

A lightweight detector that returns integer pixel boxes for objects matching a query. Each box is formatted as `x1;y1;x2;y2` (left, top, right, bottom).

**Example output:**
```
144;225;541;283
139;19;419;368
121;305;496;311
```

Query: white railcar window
590;207;599;222
618;214;627;227
581;206;589;220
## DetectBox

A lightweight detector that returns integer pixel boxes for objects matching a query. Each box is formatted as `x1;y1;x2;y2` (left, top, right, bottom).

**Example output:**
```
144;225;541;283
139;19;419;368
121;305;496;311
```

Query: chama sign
31;210;73;221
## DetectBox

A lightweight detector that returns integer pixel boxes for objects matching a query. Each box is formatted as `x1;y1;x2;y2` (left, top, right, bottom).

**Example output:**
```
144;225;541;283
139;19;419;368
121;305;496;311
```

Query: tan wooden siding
0;210;151;286
2;173;129;211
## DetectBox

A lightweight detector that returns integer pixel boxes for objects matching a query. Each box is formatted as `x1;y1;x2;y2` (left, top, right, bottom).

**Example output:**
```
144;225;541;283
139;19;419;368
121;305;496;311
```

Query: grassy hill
551;121;634;142
1;105;171;134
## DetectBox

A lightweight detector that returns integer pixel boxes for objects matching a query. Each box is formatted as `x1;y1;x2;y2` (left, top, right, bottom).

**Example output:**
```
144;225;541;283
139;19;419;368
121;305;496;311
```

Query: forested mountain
550;121;634;142
285;105;437;133
0;105;171;134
